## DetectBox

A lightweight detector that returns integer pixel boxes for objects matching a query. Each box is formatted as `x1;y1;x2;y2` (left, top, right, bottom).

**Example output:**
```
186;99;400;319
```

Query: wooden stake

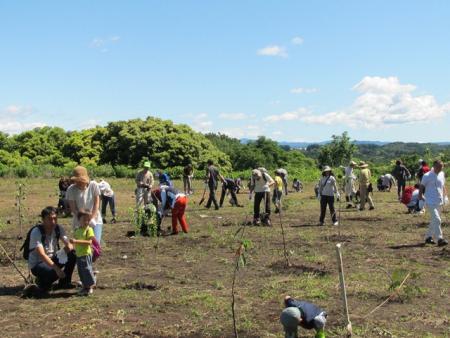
336;243;352;336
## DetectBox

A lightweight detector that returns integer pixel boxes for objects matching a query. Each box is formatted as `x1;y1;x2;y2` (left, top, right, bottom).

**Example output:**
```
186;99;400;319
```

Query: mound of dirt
269;261;329;276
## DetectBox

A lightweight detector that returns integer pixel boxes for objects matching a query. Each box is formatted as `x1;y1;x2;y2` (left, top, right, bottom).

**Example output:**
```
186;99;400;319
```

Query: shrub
114;165;136;178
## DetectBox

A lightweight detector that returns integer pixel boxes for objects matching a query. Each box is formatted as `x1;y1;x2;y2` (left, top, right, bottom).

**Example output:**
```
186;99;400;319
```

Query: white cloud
291;36;304;45
257;45;288;58
191;113;213;132
0;105;45;134
220;125;264;139
219;113;247;120
296;76;450;128
90;36;121;52
263;108;311;122
290;87;318;94
78;119;102;130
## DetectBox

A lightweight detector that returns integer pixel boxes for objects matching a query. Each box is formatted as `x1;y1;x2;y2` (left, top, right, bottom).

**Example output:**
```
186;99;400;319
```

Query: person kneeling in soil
159;186;189;235
219;177;243;207
280;295;327;338
402;184;425;214
70;210;96;296
25;206;76;295
249;168;274;226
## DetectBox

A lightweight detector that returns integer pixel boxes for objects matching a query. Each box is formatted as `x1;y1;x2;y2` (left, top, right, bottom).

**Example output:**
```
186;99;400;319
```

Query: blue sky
1;1;449;142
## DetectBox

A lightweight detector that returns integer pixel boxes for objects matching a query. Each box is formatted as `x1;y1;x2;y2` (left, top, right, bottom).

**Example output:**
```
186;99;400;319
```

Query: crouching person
70;210;96;296
26;206;76;294
159;186;189;235
280;296;327;338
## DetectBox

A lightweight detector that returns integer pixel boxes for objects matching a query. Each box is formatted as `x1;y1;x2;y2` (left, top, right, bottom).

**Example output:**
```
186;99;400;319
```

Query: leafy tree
318;132;357;167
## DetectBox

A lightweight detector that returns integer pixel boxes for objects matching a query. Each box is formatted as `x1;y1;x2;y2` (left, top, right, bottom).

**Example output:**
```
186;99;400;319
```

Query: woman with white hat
318;166;339;226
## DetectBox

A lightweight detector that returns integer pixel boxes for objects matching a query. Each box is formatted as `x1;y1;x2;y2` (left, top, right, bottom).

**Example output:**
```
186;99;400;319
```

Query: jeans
272;189;282;210
31;250;76;290
101;195;116;218
93;223;103;244
77;255;96;288
320;195;337;223
426;204;443;240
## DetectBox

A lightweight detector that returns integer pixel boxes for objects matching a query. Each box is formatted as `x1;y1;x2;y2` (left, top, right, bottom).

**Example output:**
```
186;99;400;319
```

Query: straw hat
349;161;357;167
322;166;332;173
359;161;369;168
71;166;89;185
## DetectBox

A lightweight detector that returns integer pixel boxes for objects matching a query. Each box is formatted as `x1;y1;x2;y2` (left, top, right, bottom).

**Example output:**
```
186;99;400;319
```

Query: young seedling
277;207;291;267
0;242;33;284
335;243;352;337
231;226;252;338
13;181;27;261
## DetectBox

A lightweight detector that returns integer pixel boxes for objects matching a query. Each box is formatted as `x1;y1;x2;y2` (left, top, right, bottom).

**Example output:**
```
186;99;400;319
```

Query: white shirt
251;173;274;193
421;170;445;206
319;175;338;197
98;180;114;197
344;167;355;179
66;181;103;228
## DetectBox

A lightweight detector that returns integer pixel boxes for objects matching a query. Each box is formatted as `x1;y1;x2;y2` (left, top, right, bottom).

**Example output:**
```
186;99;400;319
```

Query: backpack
91;237;101;262
258;168;269;182
21;224;61;260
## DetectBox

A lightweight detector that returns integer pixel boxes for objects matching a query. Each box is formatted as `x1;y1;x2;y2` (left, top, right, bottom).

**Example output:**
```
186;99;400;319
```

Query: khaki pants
359;184;374;210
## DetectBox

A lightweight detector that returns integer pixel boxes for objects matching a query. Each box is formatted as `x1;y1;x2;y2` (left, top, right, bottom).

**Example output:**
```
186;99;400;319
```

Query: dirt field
0;178;449;338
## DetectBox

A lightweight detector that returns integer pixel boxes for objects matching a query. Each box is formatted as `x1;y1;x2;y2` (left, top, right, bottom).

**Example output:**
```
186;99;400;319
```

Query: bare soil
0;178;449;337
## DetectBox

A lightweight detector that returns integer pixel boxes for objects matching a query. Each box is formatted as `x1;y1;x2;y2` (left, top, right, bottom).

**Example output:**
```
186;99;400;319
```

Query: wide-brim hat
322;166;332;173
71;166;89;184
280;307;301;336
349;161;357;167
143;161;151;168
359;161;369;168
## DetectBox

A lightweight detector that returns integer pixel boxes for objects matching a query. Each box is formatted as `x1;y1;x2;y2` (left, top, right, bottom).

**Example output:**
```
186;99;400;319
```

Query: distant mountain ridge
240;139;450;148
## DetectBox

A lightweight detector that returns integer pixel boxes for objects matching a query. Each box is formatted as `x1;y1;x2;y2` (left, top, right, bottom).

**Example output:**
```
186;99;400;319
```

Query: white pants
426;204;443;240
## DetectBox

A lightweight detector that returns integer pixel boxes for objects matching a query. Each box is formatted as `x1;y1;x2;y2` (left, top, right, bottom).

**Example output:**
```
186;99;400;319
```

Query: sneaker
253;219;261;226
369;206;375;210
346;204;352;209
78;288;93;296
111;218;116;224
437;238;448;247
102;218;107;224
425;237;436;245
263;218;272;226
333;221;339;226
